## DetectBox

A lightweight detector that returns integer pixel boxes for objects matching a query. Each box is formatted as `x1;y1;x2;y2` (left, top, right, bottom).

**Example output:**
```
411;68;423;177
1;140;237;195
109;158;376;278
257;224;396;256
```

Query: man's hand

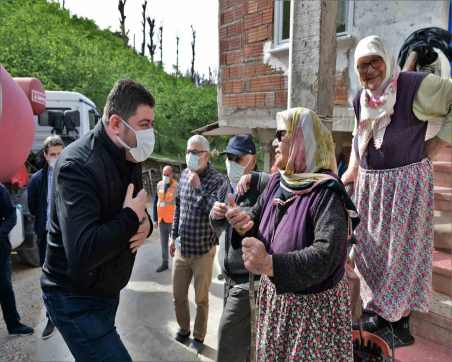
236;174;252;196
225;194;254;235
169;239;176;257
212;201;228;220
123;184;147;223
188;171;201;189
242;237;273;276
129;215;150;253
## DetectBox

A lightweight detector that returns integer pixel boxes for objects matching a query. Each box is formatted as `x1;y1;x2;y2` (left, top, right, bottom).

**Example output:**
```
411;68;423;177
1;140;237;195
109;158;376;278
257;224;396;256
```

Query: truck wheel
17;247;40;267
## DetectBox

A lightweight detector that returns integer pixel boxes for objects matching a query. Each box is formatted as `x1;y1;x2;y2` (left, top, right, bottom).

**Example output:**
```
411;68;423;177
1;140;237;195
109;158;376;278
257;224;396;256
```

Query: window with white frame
336;0;352;36
273;0;352;47
274;0;291;47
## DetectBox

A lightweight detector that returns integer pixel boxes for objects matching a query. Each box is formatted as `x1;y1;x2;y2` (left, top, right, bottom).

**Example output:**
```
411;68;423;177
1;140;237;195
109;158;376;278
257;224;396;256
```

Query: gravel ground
0;253;43;362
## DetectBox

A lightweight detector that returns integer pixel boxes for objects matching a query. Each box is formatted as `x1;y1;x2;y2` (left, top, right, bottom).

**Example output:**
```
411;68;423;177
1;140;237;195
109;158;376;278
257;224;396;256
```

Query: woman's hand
225;194;254;235
341;167;357;186
242;237;273;276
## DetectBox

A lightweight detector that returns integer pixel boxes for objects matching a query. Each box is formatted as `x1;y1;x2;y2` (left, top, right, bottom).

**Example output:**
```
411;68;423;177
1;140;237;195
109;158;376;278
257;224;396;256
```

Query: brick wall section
335;70;348;106
219;0;346;119
220;0;287;113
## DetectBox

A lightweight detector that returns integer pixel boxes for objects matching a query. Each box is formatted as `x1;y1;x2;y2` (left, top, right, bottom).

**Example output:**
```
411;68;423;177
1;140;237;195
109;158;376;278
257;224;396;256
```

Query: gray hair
187;135;210;151
43;135;64;154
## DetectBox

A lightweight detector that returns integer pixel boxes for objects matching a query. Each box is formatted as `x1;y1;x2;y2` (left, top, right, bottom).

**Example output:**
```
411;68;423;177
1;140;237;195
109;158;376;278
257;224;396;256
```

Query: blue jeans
42;290;131;362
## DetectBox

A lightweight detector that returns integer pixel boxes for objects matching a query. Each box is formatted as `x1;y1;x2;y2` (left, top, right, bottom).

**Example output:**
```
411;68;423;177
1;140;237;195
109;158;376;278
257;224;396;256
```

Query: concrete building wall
340;0;450;106
217;0;450;167
218;0;449;130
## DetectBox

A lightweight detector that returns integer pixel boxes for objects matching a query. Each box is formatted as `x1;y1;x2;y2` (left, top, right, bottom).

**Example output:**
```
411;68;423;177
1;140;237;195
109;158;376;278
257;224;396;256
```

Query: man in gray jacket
210;135;270;362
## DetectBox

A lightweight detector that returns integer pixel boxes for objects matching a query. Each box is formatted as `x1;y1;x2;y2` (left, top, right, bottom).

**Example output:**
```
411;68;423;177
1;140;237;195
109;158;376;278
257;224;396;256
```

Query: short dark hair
43;135;64;154
103;79;155;122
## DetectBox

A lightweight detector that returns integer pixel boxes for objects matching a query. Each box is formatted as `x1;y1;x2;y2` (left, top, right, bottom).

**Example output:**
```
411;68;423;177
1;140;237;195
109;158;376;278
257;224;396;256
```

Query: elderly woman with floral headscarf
341;35;452;347
225;108;359;361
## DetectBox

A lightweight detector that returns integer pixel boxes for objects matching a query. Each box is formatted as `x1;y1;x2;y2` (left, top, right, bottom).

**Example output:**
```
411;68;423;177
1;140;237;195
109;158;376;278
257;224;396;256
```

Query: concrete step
434;223;452;252
395;336;452;362
434;186;452;212
433;161;452;188
410;291;452;353
432;250;452;297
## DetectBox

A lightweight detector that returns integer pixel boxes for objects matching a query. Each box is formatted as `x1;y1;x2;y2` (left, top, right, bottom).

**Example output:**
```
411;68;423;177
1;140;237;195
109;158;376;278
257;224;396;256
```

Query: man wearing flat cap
210;134;270;362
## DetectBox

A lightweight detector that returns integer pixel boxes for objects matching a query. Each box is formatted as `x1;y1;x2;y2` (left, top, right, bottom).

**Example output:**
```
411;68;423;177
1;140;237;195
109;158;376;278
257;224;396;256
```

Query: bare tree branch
190;25;196;83
147;16;156;62
141;1;147;56
159;25;163;66
118;0;129;46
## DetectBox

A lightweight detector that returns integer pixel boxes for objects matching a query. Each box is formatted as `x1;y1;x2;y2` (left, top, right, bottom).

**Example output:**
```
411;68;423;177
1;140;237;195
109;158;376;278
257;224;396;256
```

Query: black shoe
376;325;415;348
156;264;169;272
8;323;34;336
175;329;190;343
377;315;415;348
41;318;55;340
190;338;204;353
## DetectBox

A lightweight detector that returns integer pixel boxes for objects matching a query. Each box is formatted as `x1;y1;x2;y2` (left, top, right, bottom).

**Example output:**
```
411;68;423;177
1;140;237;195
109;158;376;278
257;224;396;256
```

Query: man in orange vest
155;165;177;272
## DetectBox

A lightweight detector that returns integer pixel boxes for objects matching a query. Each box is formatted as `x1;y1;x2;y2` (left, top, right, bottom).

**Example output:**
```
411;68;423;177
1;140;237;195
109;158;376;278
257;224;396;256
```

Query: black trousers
37;232;47;267
0;239;20;331
217;278;252;362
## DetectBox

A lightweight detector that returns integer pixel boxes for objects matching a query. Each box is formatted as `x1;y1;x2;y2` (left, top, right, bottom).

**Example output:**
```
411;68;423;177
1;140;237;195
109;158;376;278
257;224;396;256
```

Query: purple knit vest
353;71;427;170
257;174;346;294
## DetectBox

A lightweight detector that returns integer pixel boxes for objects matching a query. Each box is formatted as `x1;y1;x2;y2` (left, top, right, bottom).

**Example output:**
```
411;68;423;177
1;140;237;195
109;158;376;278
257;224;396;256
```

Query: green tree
0;0;218;162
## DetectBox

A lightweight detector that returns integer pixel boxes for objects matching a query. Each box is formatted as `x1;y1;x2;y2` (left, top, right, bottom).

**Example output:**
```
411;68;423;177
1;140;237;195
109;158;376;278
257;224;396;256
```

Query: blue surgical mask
226;159;246;186
186;153;200;172
162;175;170;184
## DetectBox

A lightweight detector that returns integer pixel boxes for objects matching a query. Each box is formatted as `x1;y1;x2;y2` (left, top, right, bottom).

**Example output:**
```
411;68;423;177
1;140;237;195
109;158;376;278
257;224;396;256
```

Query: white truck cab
35;91;100;149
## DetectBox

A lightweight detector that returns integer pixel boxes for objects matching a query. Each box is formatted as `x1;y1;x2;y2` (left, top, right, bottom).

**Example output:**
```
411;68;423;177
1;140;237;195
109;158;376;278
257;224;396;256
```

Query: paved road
1;229;225;362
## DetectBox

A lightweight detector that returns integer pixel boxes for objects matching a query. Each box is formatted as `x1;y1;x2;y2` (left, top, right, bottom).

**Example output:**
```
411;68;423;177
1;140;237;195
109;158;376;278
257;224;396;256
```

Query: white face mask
48;157;57;169
186;153;200;172
117;119;155;162
162;175;170;184
226;159;246;186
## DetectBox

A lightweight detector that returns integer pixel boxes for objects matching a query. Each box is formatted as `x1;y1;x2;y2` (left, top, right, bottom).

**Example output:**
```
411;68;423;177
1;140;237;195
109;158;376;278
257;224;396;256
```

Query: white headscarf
354;36;400;158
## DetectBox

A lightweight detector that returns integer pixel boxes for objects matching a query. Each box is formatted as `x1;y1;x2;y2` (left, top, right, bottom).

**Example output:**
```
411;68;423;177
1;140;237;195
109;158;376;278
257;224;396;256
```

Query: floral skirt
354;158;433;322
256;276;352;362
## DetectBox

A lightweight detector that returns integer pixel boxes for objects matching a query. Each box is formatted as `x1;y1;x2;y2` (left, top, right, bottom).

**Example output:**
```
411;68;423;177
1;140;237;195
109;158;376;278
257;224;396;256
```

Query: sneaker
41;318;55;340
175;329;190;343
8;323;34;336
190;338;205;353
156;264;169;272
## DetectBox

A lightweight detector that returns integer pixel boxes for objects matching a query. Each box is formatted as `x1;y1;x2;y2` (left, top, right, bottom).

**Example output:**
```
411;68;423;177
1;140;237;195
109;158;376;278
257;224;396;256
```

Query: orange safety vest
157;179;177;224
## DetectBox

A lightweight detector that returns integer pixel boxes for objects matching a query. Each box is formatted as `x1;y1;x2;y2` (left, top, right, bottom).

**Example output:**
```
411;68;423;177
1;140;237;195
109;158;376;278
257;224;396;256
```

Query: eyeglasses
275;130;288;142
186;150;207;156
356;57;384;73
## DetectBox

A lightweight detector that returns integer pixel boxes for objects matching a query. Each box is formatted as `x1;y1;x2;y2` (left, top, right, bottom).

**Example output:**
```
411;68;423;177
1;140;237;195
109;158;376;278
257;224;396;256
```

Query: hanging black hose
397;27;452;69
